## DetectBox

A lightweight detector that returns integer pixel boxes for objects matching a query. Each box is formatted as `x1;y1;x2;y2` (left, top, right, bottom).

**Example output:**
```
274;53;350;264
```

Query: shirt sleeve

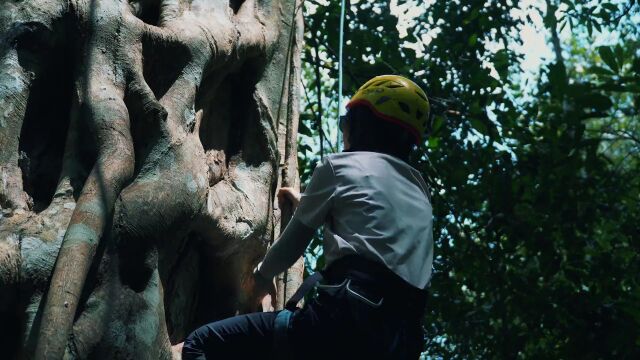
256;157;336;280
257;218;315;280
292;156;337;228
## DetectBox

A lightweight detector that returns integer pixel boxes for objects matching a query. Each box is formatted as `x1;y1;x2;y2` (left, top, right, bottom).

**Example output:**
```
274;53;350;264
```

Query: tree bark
0;0;303;358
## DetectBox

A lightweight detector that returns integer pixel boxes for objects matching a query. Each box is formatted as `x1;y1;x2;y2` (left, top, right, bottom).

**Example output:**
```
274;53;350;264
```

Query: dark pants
182;278;424;360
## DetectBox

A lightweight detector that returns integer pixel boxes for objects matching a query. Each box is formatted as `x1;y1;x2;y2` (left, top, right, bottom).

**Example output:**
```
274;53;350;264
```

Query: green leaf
432;115;445;134
625;83;640;93
299;113;314;120
470;118;489;136
614;44;625;65
588;66;615;76
298;119;313;136
493;49;509;79
559;19;567;32
468;34;478;47
567;83;589;98
469;7;480;21
593;21;602;33
577;93;612;111
299;143;312;154
598;46;619;72
597;83;627;92
548;62;567;89
469;101;483;115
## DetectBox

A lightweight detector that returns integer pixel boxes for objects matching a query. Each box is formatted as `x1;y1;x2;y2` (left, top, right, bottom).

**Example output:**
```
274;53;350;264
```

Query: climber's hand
240;268;276;313
253;269;276;307
278;187;301;209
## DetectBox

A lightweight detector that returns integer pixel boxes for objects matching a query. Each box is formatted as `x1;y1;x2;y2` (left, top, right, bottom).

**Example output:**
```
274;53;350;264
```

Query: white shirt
294;152;433;289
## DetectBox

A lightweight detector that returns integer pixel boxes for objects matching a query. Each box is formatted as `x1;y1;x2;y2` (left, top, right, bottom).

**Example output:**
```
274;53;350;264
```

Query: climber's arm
256;218;315;280
256;156;336;281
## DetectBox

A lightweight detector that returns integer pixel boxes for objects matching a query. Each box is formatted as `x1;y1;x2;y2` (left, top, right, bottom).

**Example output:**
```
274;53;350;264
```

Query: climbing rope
273;0;303;311
275;0;302;133
337;0;346;150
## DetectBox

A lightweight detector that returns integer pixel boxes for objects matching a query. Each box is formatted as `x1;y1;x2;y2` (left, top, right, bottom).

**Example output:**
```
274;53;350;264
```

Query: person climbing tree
182;75;434;360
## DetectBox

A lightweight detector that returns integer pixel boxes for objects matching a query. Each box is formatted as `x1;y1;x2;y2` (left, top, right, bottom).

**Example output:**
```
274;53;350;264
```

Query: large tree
0;0;303;358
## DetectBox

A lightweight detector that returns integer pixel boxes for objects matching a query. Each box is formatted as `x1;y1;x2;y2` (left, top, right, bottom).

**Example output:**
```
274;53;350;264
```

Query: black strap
284;271;324;311
323;255;428;311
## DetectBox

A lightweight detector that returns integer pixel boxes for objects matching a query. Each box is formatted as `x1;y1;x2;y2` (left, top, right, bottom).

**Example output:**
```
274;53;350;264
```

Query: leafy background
296;0;640;358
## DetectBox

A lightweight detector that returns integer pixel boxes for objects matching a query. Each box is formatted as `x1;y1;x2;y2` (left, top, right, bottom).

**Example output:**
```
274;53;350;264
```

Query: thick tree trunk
0;0;302;358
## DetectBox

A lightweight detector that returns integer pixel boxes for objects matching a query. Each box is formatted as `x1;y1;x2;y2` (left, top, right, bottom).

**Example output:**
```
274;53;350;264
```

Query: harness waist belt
284;255;427;314
323;255;427;312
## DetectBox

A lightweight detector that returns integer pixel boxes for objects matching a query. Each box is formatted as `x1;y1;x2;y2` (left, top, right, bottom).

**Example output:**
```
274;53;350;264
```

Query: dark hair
343;105;416;161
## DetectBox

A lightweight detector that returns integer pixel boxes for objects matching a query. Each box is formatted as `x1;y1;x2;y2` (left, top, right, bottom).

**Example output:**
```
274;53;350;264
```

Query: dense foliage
299;0;640;358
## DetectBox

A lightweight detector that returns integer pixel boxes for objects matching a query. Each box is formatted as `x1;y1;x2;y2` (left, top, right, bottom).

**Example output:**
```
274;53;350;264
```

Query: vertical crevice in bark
196;63;268;168
239;61;274;166
15;17;75;212
130;0;161;26
161;231;200;342
197;72;244;165
141;34;191;99
229;0;246;14
0;235;22;359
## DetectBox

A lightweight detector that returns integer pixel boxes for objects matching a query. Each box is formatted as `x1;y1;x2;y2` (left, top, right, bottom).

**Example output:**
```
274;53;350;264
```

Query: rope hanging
337;0;346;150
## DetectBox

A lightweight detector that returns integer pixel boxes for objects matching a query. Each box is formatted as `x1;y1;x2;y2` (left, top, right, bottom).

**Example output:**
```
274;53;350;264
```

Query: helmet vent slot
375;96;391;105
414;90;428;102
371;80;388;87
398;101;411;114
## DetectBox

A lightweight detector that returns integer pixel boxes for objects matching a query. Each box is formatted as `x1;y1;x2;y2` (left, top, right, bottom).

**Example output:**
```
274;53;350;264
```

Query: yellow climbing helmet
346;75;430;143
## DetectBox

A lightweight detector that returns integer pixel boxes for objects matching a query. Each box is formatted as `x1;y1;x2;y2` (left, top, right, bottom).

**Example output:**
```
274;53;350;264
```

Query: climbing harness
273;255;428;359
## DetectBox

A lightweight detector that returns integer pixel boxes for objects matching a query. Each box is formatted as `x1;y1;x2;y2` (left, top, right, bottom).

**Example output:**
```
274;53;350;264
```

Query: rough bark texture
0;0;302;358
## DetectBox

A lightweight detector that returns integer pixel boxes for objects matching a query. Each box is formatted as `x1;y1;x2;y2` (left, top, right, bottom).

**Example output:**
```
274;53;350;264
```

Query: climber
182;75;434;360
